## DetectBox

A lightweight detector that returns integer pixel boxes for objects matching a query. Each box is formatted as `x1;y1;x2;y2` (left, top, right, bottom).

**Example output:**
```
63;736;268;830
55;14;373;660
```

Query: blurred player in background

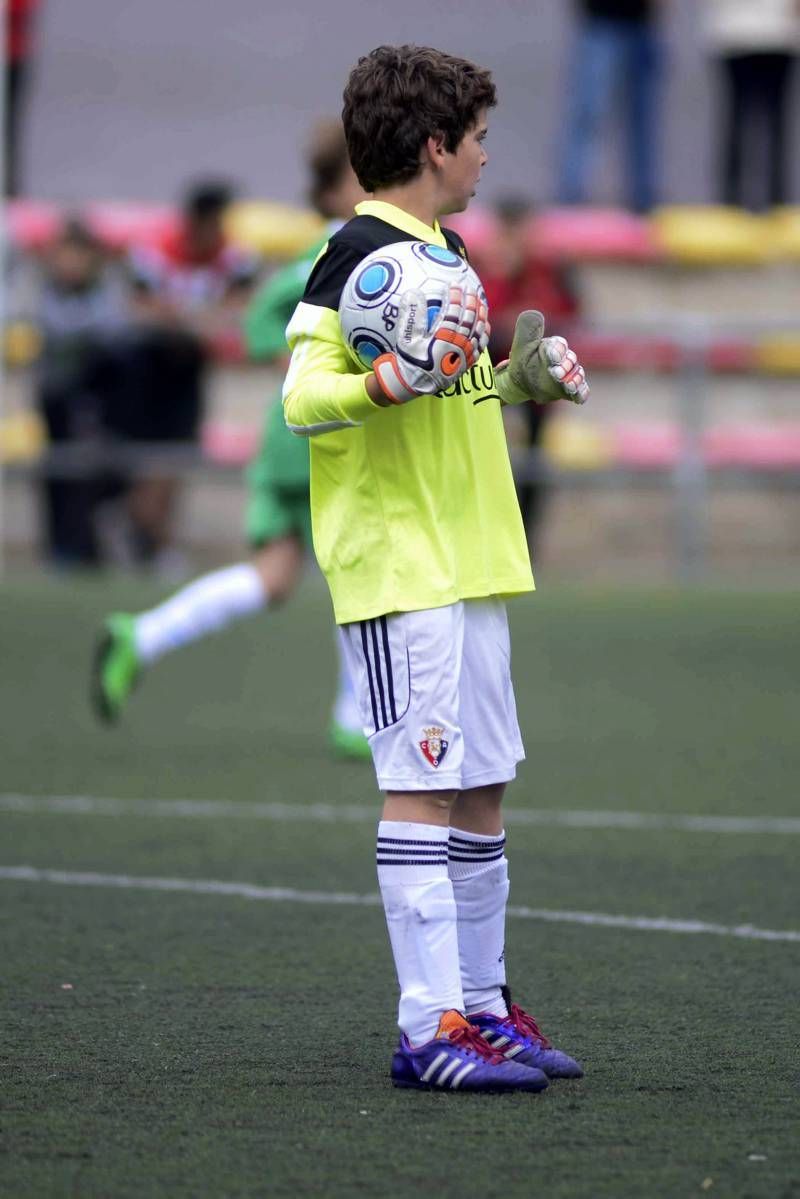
92;121;370;760
704;0;800;210
284;44;588;1092
103;179;259;572
558;0;665;213
474;195;581;553
34;217;127;566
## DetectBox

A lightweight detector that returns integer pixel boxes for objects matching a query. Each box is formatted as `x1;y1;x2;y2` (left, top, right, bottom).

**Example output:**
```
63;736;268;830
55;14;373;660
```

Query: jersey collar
355;200;445;245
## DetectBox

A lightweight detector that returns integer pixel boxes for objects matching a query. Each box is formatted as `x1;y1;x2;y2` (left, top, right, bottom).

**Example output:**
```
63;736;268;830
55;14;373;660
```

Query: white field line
1;865;799;944
1;793;799;835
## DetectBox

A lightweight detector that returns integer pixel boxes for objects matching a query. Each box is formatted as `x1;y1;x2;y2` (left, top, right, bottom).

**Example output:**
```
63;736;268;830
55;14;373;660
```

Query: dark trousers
719;52;796;210
516;403;551;555
4;60;28;197
558;17;662;213
38;388;104;566
101;328;205;442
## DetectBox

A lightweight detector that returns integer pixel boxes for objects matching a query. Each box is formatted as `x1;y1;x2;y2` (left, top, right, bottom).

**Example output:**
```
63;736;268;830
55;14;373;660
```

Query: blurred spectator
474;196;581;552
557;0;664;213
4;0;41;196
34;218;127;566
105;179;260;573
704;0;799;210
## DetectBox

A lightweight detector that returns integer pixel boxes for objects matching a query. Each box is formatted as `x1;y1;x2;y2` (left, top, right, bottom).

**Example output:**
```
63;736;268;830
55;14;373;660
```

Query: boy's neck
372;176;451;231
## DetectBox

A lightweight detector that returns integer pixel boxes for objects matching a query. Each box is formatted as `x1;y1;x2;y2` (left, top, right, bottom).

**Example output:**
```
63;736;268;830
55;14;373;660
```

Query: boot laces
508;1003;552;1048
448;1024;505;1064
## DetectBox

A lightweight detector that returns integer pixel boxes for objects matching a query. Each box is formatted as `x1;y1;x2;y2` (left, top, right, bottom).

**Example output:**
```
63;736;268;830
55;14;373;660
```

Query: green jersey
242;230;334;497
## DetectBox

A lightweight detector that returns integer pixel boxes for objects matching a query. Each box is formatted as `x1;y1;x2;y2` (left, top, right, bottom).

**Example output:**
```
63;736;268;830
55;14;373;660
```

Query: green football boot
91;613;141;723
328;720;372;762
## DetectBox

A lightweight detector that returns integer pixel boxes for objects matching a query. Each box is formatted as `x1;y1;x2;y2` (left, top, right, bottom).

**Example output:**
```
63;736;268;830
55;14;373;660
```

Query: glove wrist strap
373;354;417;405
495;363;531;406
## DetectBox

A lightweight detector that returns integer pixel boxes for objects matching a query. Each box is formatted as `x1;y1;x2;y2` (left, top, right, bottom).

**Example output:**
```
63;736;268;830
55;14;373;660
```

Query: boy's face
440;109;489;214
48;240;100;289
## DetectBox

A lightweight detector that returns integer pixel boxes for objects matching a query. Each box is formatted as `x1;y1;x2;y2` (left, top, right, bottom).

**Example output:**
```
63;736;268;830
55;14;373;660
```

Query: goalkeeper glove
373;284;490;405
495;310;589;406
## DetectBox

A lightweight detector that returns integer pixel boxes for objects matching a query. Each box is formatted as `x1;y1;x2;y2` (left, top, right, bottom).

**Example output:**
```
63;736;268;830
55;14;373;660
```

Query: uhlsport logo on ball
339;240;484;371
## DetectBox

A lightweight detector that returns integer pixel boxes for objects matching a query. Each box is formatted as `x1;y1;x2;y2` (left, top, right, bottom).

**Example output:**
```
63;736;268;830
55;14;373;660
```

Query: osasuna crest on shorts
338;599;524;793
420;726;448;768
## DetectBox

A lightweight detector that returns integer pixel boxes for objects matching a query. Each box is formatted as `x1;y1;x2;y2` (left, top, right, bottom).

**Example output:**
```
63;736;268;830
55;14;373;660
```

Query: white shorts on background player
338;598;524;792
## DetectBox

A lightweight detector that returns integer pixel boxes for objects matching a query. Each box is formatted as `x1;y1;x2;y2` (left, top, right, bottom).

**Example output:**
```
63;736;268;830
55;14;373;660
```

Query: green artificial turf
1;575;798;1198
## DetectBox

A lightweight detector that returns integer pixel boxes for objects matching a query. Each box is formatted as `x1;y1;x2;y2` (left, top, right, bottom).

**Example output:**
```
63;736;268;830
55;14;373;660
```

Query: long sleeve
282;300;381;436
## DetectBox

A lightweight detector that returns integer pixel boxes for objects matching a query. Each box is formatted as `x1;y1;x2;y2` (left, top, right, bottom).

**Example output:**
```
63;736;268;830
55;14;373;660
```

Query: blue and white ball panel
411;242;466;272
352;257;401;309
339;240;482;369
351;327;394;368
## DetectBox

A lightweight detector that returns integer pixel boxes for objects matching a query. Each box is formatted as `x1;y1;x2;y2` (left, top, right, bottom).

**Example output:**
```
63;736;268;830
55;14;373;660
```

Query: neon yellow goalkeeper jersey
283;200;534;625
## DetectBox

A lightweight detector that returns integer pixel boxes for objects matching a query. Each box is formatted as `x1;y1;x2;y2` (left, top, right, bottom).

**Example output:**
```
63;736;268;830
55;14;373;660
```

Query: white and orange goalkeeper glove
373;284;490;405
495;310;589;406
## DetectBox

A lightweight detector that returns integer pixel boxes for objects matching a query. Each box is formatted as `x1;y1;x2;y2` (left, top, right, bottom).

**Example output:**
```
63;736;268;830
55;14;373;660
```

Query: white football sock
377;820;464;1045
333;629;363;734
448;828;510;1018
134;563;266;665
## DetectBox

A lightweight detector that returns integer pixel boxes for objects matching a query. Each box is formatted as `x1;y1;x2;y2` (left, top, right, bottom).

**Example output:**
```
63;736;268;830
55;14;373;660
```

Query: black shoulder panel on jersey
300;239;364;313
441;226;470;262
302;215;472;311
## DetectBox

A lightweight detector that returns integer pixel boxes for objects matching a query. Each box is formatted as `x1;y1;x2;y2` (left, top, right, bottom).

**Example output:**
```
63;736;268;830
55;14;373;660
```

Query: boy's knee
383;790;458;824
424;792;457;817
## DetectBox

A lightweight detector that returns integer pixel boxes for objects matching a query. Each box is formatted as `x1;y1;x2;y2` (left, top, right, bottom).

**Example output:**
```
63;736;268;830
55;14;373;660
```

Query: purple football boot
391;1009;549;1092
469;988;583;1079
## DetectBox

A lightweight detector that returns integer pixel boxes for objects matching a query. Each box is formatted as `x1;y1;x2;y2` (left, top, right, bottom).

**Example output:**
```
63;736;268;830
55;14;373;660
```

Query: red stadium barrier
448;206;658;262
6;200;61;249
568;333;757;373
200;417;800;472
6;198;177;252
2;199;658;262
613;423;800;470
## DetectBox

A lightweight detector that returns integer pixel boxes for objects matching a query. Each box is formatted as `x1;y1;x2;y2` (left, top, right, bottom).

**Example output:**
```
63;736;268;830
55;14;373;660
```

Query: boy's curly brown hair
343;45;496;193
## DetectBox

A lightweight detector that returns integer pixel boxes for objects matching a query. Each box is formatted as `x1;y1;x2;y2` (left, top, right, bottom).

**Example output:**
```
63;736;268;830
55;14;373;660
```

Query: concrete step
575;262;800;326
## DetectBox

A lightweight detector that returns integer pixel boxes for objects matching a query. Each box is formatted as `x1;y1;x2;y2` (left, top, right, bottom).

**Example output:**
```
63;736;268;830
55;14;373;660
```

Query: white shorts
338;598;525;792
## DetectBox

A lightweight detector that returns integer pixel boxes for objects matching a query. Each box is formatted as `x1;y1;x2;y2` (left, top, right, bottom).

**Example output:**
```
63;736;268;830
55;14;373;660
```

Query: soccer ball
339;240;484;370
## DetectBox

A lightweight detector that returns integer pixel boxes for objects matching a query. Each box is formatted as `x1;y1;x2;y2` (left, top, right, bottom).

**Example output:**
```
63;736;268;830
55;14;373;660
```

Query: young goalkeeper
92;121;370;759
284;45;589;1093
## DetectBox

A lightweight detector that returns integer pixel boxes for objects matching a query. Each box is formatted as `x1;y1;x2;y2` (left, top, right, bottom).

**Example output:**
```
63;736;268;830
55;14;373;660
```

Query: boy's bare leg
382;790;456;826
381;783;504;830
451;783;505;835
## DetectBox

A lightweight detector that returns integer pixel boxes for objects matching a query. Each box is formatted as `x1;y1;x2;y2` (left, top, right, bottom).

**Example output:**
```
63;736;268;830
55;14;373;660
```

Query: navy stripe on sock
378;837;449;847
379;849;448;859
376;857;448;867
448;838;506;854
449;833;505;845
447;849;505;863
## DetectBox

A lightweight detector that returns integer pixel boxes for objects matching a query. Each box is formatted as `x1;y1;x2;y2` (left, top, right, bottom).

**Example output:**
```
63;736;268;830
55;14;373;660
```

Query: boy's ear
424;132;448;167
